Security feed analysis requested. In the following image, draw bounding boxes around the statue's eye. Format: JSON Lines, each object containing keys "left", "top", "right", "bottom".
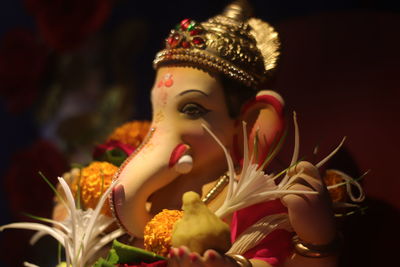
{"left": 180, "top": 103, "right": 210, "bottom": 119}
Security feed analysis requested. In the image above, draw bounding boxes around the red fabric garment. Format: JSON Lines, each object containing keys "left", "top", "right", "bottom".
{"left": 230, "top": 199, "right": 294, "bottom": 266}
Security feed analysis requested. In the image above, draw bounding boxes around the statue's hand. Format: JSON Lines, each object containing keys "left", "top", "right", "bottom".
{"left": 281, "top": 161, "right": 336, "bottom": 245}
{"left": 168, "top": 246, "right": 238, "bottom": 267}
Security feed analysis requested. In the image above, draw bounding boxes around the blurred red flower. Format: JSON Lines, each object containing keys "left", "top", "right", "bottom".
{"left": 93, "top": 140, "right": 136, "bottom": 166}
{"left": 4, "top": 139, "right": 68, "bottom": 221}
{"left": 1, "top": 140, "right": 68, "bottom": 267}
{"left": 25, "top": 0, "right": 114, "bottom": 51}
{"left": 0, "top": 29, "right": 48, "bottom": 114}
{"left": 93, "top": 140, "right": 136, "bottom": 158}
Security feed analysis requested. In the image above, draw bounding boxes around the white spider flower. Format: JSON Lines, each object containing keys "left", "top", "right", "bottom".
{"left": 202, "top": 113, "right": 348, "bottom": 219}
{"left": 203, "top": 113, "right": 359, "bottom": 255}
{"left": 0, "top": 177, "right": 124, "bottom": 267}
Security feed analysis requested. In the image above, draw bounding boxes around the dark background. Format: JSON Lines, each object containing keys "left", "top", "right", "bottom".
{"left": 0, "top": 0, "right": 399, "bottom": 266}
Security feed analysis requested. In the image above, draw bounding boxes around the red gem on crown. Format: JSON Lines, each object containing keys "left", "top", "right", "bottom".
{"left": 192, "top": 37, "right": 204, "bottom": 45}
{"left": 167, "top": 33, "right": 181, "bottom": 48}
{"left": 180, "top": 19, "right": 191, "bottom": 30}
{"left": 182, "top": 41, "right": 191, "bottom": 48}
{"left": 165, "top": 19, "right": 206, "bottom": 49}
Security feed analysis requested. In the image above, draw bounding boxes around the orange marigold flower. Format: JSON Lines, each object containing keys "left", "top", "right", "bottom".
{"left": 324, "top": 169, "right": 347, "bottom": 202}
{"left": 107, "top": 121, "right": 151, "bottom": 147}
{"left": 78, "top": 161, "right": 118, "bottom": 217}
{"left": 144, "top": 209, "right": 183, "bottom": 256}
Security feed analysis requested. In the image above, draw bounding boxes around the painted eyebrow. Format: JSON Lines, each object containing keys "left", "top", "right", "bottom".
{"left": 177, "top": 89, "right": 209, "bottom": 97}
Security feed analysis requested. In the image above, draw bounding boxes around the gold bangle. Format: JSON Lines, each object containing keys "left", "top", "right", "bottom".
{"left": 293, "top": 235, "right": 341, "bottom": 258}
{"left": 225, "top": 254, "right": 252, "bottom": 267}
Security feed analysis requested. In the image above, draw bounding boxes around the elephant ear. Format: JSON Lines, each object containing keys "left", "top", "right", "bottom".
{"left": 233, "top": 90, "right": 285, "bottom": 169}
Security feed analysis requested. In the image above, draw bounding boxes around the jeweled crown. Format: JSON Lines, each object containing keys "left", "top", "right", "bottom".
{"left": 153, "top": 0, "right": 280, "bottom": 89}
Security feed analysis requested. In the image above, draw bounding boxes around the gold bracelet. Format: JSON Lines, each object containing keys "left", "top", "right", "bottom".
{"left": 225, "top": 254, "right": 252, "bottom": 267}
{"left": 293, "top": 235, "right": 341, "bottom": 258}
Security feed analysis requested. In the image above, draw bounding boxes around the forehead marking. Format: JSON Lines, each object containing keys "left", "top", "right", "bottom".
{"left": 157, "top": 73, "right": 174, "bottom": 88}
{"left": 164, "top": 73, "right": 173, "bottom": 87}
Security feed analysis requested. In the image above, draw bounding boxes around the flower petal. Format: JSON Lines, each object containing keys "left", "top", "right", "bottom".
{"left": 1, "top": 222, "right": 66, "bottom": 245}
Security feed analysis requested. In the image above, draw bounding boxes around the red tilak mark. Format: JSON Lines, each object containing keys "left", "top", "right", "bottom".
{"left": 164, "top": 78, "right": 173, "bottom": 87}
{"left": 157, "top": 80, "right": 164, "bottom": 88}
{"left": 169, "top": 143, "right": 189, "bottom": 168}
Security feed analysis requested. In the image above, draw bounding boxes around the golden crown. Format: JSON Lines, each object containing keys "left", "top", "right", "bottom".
{"left": 153, "top": 0, "right": 280, "bottom": 89}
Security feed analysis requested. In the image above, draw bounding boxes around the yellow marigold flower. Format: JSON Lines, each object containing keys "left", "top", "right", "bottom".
{"left": 144, "top": 209, "right": 183, "bottom": 256}
{"left": 78, "top": 161, "right": 118, "bottom": 217}
{"left": 324, "top": 169, "right": 347, "bottom": 202}
{"left": 107, "top": 121, "right": 151, "bottom": 147}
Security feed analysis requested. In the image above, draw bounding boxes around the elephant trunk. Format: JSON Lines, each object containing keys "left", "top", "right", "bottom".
{"left": 111, "top": 128, "right": 192, "bottom": 237}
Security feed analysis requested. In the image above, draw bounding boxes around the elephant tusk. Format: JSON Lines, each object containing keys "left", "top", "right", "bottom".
{"left": 169, "top": 143, "right": 193, "bottom": 174}
{"left": 175, "top": 154, "right": 193, "bottom": 174}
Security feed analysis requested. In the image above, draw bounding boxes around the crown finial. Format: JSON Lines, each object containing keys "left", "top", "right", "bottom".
{"left": 222, "top": 0, "right": 253, "bottom": 21}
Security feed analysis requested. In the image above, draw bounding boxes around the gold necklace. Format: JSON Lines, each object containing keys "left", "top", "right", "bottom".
{"left": 201, "top": 172, "right": 229, "bottom": 204}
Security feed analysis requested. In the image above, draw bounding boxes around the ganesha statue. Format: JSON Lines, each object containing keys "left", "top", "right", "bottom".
{"left": 111, "top": 1, "right": 340, "bottom": 267}
{"left": 1, "top": 1, "right": 365, "bottom": 267}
